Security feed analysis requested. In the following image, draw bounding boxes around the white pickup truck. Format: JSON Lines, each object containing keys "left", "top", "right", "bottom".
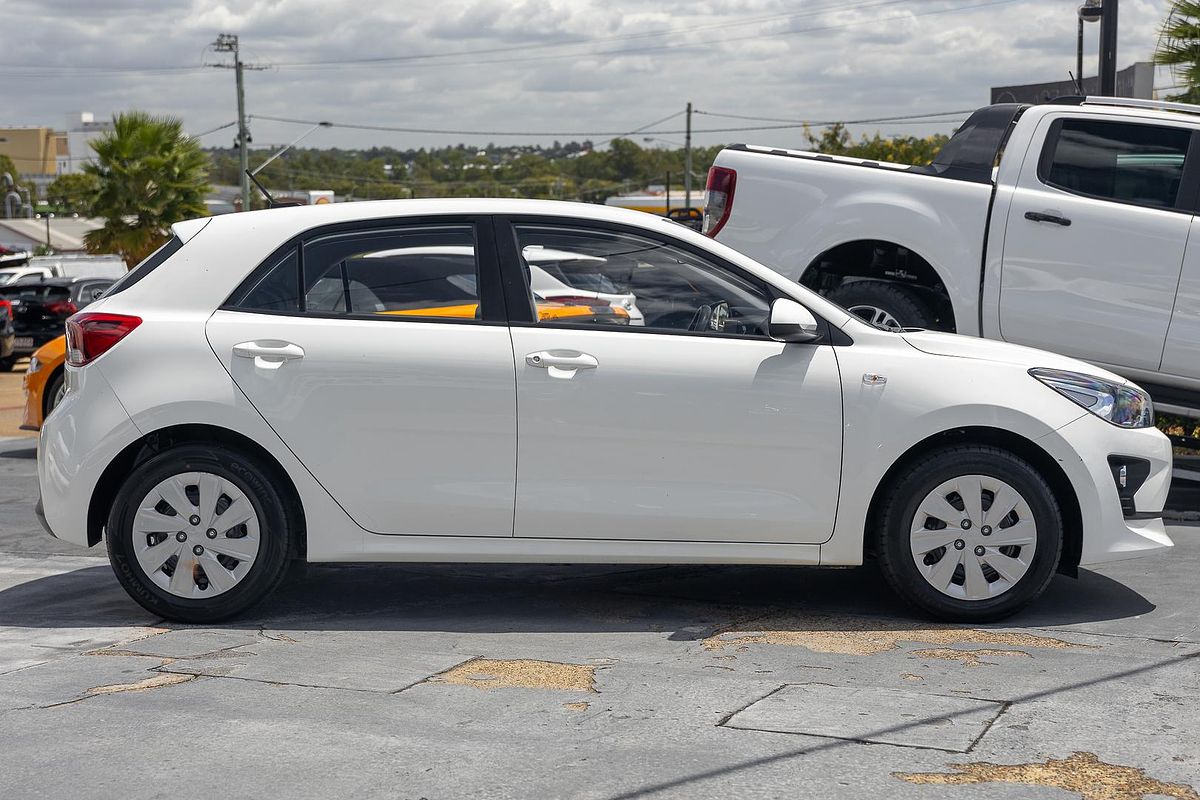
{"left": 704, "top": 96, "right": 1200, "bottom": 417}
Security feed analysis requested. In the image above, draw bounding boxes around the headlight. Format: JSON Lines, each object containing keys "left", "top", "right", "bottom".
{"left": 27, "top": 356, "right": 41, "bottom": 374}
{"left": 1029, "top": 368, "right": 1153, "bottom": 428}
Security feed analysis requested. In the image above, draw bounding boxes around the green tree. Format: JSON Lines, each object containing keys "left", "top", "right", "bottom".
{"left": 84, "top": 111, "right": 209, "bottom": 264}
{"left": 0, "top": 154, "right": 19, "bottom": 182}
{"left": 1155, "top": 1, "right": 1200, "bottom": 104}
{"left": 45, "top": 172, "right": 100, "bottom": 213}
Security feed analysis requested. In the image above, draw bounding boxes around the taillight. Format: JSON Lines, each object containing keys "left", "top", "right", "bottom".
{"left": 702, "top": 166, "right": 737, "bottom": 237}
{"left": 64, "top": 312, "right": 142, "bottom": 367}
{"left": 0, "top": 299, "right": 10, "bottom": 320}
{"left": 44, "top": 299, "right": 78, "bottom": 315}
{"left": 547, "top": 294, "right": 600, "bottom": 305}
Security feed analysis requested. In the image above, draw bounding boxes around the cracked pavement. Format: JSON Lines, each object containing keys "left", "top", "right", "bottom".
{"left": 0, "top": 437, "right": 1198, "bottom": 799}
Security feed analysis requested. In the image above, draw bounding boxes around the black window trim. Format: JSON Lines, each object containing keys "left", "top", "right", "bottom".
{"left": 1035, "top": 116, "right": 1200, "bottom": 215}
{"left": 221, "top": 214, "right": 508, "bottom": 326}
{"left": 493, "top": 214, "right": 840, "bottom": 344}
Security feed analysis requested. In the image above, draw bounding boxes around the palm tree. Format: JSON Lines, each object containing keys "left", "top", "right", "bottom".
{"left": 1156, "top": 1, "right": 1200, "bottom": 104}
{"left": 83, "top": 111, "right": 209, "bottom": 265}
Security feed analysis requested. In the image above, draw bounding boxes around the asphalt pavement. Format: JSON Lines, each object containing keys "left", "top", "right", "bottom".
{"left": 0, "top": 435, "right": 1197, "bottom": 799}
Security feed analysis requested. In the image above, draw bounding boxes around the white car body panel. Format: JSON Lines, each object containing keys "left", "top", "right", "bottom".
{"left": 713, "top": 103, "right": 1200, "bottom": 398}
{"left": 510, "top": 326, "right": 843, "bottom": 544}
{"left": 37, "top": 198, "right": 1172, "bottom": 577}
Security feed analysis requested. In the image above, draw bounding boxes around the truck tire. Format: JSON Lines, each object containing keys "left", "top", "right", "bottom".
{"left": 827, "top": 280, "right": 934, "bottom": 331}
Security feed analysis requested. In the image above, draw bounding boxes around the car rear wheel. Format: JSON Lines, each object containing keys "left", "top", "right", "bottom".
{"left": 106, "top": 443, "right": 296, "bottom": 623}
{"left": 0, "top": 356, "right": 14, "bottom": 372}
{"left": 44, "top": 370, "right": 65, "bottom": 417}
{"left": 876, "top": 445, "right": 1062, "bottom": 622}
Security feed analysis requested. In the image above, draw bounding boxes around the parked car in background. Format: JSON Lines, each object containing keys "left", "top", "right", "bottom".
{"left": 0, "top": 254, "right": 126, "bottom": 286}
{"left": 706, "top": 96, "right": 1200, "bottom": 420}
{"left": 21, "top": 335, "right": 66, "bottom": 429}
{"left": 0, "top": 276, "right": 114, "bottom": 358}
{"left": 36, "top": 200, "right": 1172, "bottom": 626}
{"left": 0, "top": 295, "right": 14, "bottom": 371}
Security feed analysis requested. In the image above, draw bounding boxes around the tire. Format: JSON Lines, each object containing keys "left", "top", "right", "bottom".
{"left": 875, "top": 445, "right": 1062, "bottom": 622}
{"left": 44, "top": 370, "right": 65, "bottom": 418}
{"left": 826, "top": 280, "right": 935, "bottom": 331}
{"left": 0, "top": 355, "right": 14, "bottom": 372}
{"left": 105, "top": 443, "right": 297, "bottom": 623}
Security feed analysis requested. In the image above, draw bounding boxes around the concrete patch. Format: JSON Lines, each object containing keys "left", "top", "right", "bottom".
{"left": 427, "top": 658, "right": 597, "bottom": 692}
{"left": 80, "top": 672, "right": 196, "bottom": 698}
{"left": 703, "top": 611, "right": 1090, "bottom": 658}
{"left": 910, "top": 648, "right": 1033, "bottom": 667}
{"left": 894, "top": 751, "right": 1200, "bottom": 799}
{"left": 723, "top": 683, "right": 1004, "bottom": 753}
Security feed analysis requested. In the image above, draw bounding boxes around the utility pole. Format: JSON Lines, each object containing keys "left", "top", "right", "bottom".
{"left": 210, "top": 34, "right": 267, "bottom": 211}
{"left": 1099, "top": 0, "right": 1118, "bottom": 96}
{"left": 684, "top": 102, "right": 693, "bottom": 211}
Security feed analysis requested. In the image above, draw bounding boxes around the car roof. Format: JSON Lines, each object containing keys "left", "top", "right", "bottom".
{"left": 6, "top": 275, "right": 113, "bottom": 287}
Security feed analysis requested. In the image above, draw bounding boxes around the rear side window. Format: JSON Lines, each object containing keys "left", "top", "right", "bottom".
{"left": 103, "top": 235, "right": 184, "bottom": 297}
{"left": 0, "top": 284, "right": 70, "bottom": 300}
{"left": 234, "top": 224, "right": 483, "bottom": 321}
{"left": 1040, "top": 119, "right": 1192, "bottom": 210}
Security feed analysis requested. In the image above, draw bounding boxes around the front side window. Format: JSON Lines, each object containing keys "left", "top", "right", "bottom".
{"left": 234, "top": 224, "right": 483, "bottom": 321}
{"left": 513, "top": 224, "right": 772, "bottom": 336}
{"left": 1041, "top": 119, "right": 1191, "bottom": 209}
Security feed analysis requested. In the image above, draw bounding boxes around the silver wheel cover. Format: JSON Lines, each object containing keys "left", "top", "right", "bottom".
{"left": 847, "top": 304, "right": 902, "bottom": 331}
{"left": 131, "top": 471, "right": 261, "bottom": 599}
{"left": 910, "top": 474, "right": 1038, "bottom": 601}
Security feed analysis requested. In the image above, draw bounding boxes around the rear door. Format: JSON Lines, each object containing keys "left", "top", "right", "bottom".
{"left": 205, "top": 217, "right": 519, "bottom": 537}
{"left": 998, "top": 115, "right": 1198, "bottom": 371}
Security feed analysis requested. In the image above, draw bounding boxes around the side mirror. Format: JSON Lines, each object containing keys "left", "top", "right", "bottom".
{"left": 769, "top": 298, "right": 821, "bottom": 343}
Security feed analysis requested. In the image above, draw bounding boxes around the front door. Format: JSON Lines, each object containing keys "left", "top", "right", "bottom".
{"left": 500, "top": 219, "right": 843, "bottom": 544}
{"left": 205, "top": 218, "right": 517, "bottom": 537}
{"left": 999, "top": 115, "right": 1195, "bottom": 372}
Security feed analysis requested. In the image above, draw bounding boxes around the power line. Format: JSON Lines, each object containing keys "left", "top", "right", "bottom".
{"left": 248, "top": 108, "right": 969, "bottom": 138}
{"left": 693, "top": 109, "right": 974, "bottom": 125}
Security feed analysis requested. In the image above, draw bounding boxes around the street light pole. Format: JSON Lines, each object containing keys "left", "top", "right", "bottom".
{"left": 1099, "top": 0, "right": 1119, "bottom": 96}
{"left": 684, "top": 102, "right": 693, "bottom": 212}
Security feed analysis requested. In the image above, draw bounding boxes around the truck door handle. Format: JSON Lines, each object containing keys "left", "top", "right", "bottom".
{"left": 233, "top": 340, "right": 305, "bottom": 370}
{"left": 1024, "top": 210, "right": 1072, "bottom": 226}
{"left": 526, "top": 350, "right": 598, "bottom": 378}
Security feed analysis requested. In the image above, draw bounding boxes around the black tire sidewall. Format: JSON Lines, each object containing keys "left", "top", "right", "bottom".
{"left": 878, "top": 447, "right": 1063, "bottom": 622}
{"left": 106, "top": 444, "right": 292, "bottom": 623}
{"left": 827, "top": 280, "right": 934, "bottom": 329}
{"left": 44, "top": 371, "right": 64, "bottom": 418}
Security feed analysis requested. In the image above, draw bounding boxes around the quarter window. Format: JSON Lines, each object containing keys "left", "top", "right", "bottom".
{"left": 1041, "top": 119, "right": 1191, "bottom": 209}
{"left": 512, "top": 224, "right": 773, "bottom": 337}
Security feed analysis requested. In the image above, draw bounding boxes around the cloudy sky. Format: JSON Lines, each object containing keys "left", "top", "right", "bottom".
{"left": 4, "top": 0, "right": 1179, "bottom": 153}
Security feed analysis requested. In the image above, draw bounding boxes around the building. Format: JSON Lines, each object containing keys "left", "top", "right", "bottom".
{"left": 0, "top": 127, "right": 58, "bottom": 178}
{"left": 990, "top": 62, "right": 1154, "bottom": 104}
{"left": 61, "top": 112, "right": 112, "bottom": 175}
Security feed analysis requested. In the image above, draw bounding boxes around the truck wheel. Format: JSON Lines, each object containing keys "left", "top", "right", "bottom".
{"left": 827, "top": 280, "right": 934, "bottom": 331}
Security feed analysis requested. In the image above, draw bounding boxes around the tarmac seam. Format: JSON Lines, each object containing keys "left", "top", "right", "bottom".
{"left": 152, "top": 665, "right": 399, "bottom": 695}
{"left": 965, "top": 700, "right": 1011, "bottom": 753}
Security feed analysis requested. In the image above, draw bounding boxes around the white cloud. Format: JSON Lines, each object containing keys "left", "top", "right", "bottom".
{"left": 2, "top": 0, "right": 1178, "bottom": 150}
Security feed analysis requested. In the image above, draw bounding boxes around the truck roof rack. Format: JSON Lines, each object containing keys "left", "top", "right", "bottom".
{"left": 1080, "top": 96, "right": 1200, "bottom": 117}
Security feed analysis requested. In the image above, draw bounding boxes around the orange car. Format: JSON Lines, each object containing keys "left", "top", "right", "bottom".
{"left": 21, "top": 334, "right": 66, "bottom": 431}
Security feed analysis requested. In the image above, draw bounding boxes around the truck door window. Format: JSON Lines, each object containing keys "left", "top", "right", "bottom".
{"left": 1040, "top": 119, "right": 1191, "bottom": 210}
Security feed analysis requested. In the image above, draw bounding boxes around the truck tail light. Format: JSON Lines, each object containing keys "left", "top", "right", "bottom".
{"left": 702, "top": 166, "right": 737, "bottom": 237}
{"left": 44, "top": 299, "right": 79, "bottom": 316}
{"left": 65, "top": 313, "right": 142, "bottom": 367}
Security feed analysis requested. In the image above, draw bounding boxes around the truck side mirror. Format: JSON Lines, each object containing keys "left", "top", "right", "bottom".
{"left": 769, "top": 298, "right": 821, "bottom": 343}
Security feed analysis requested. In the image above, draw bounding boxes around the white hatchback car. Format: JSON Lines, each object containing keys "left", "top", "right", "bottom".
{"left": 37, "top": 199, "right": 1173, "bottom": 623}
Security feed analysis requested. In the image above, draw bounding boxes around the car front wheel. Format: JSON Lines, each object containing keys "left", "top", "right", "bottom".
{"left": 876, "top": 445, "right": 1063, "bottom": 622}
{"left": 106, "top": 443, "right": 296, "bottom": 623}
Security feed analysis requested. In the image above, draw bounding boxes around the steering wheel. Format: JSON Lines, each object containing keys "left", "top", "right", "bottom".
{"left": 688, "top": 304, "right": 714, "bottom": 332}
{"left": 688, "top": 301, "right": 730, "bottom": 333}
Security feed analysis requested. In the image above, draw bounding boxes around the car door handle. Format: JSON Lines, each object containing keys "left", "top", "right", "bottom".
{"left": 233, "top": 340, "right": 304, "bottom": 370}
{"left": 526, "top": 350, "right": 598, "bottom": 378}
{"left": 1024, "top": 210, "right": 1072, "bottom": 226}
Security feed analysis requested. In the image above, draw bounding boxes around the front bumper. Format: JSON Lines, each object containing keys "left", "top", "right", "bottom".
{"left": 1040, "top": 412, "right": 1174, "bottom": 566}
